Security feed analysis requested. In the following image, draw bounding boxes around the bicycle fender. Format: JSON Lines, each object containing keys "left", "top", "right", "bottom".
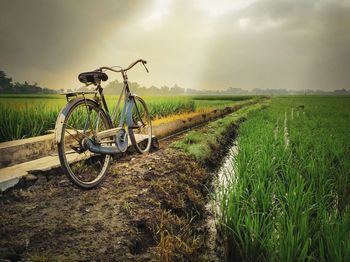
{"left": 54, "top": 97, "right": 99, "bottom": 144}
{"left": 126, "top": 97, "right": 134, "bottom": 127}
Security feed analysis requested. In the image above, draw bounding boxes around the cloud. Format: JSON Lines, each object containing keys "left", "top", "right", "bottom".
{"left": 0, "top": 0, "right": 146, "bottom": 86}
{"left": 196, "top": 0, "right": 350, "bottom": 90}
{"left": 0, "top": 0, "right": 349, "bottom": 90}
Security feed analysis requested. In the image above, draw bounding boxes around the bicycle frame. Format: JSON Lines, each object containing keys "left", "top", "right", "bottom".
{"left": 55, "top": 59, "right": 149, "bottom": 154}
{"left": 91, "top": 75, "right": 135, "bottom": 151}
{"left": 94, "top": 70, "right": 136, "bottom": 138}
{"left": 109, "top": 73, "right": 132, "bottom": 128}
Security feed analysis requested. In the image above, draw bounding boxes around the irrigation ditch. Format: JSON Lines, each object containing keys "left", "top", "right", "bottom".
{"left": 0, "top": 98, "right": 268, "bottom": 261}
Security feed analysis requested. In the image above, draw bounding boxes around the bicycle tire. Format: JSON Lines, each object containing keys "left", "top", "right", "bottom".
{"left": 128, "top": 95, "right": 152, "bottom": 153}
{"left": 57, "top": 98, "right": 113, "bottom": 188}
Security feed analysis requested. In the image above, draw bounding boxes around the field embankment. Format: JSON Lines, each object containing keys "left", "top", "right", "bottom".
{"left": 171, "top": 101, "right": 268, "bottom": 167}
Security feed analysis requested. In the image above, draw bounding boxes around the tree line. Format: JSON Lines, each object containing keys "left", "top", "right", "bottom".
{"left": 103, "top": 79, "right": 190, "bottom": 96}
{"left": 1, "top": 69, "right": 349, "bottom": 96}
{"left": 0, "top": 70, "right": 57, "bottom": 94}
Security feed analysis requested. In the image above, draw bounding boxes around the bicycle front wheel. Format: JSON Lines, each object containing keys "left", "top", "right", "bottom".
{"left": 57, "top": 98, "right": 113, "bottom": 188}
{"left": 128, "top": 95, "right": 152, "bottom": 153}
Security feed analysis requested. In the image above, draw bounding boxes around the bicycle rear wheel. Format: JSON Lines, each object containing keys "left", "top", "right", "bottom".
{"left": 128, "top": 95, "right": 152, "bottom": 153}
{"left": 57, "top": 98, "right": 113, "bottom": 188}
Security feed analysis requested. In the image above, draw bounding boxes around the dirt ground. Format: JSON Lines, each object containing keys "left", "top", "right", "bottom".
{"left": 0, "top": 136, "right": 224, "bottom": 261}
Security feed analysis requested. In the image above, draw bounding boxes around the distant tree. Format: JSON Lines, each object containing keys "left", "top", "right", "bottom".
{"left": 42, "top": 87, "right": 57, "bottom": 94}
{"left": 226, "top": 87, "right": 245, "bottom": 94}
{"left": 0, "top": 69, "right": 58, "bottom": 94}
{"left": 160, "top": 85, "right": 170, "bottom": 95}
{"left": 148, "top": 85, "right": 158, "bottom": 95}
{"left": 13, "top": 81, "right": 41, "bottom": 93}
{"left": 170, "top": 84, "right": 184, "bottom": 95}
{"left": 104, "top": 80, "right": 124, "bottom": 95}
{"left": 0, "top": 70, "right": 13, "bottom": 92}
{"left": 334, "top": 88, "right": 348, "bottom": 94}
{"left": 129, "top": 82, "right": 141, "bottom": 93}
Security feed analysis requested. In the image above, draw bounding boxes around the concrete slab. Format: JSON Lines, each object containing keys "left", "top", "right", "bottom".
{"left": 0, "top": 155, "right": 58, "bottom": 191}
{"left": 0, "top": 133, "right": 56, "bottom": 168}
{"left": 0, "top": 100, "right": 258, "bottom": 168}
{"left": 0, "top": 134, "right": 156, "bottom": 191}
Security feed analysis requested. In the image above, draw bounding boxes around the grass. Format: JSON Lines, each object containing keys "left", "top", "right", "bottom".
{"left": 218, "top": 96, "right": 350, "bottom": 261}
{"left": 0, "top": 94, "right": 253, "bottom": 142}
{"left": 171, "top": 100, "right": 268, "bottom": 166}
{"left": 156, "top": 210, "right": 200, "bottom": 262}
{"left": 0, "top": 103, "right": 59, "bottom": 142}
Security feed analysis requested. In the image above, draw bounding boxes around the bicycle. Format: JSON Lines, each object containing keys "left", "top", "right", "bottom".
{"left": 55, "top": 59, "right": 152, "bottom": 188}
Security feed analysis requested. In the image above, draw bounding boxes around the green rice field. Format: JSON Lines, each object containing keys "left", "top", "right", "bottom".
{"left": 1, "top": 93, "right": 349, "bottom": 260}
{"left": 219, "top": 96, "right": 350, "bottom": 261}
{"left": 0, "top": 94, "right": 252, "bottom": 142}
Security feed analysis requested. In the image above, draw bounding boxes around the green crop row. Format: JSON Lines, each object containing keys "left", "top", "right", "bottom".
{"left": 0, "top": 103, "right": 60, "bottom": 142}
{"left": 0, "top": 94, "right": 252, "bottom": 142}
{"left": 218, "top": 96, "right": 350, "bottom": 261}
{"left": 171, "top": 102, "right": 268, "bottom": 166}
{"left": 191, "top": 95, "right": 253, "bottom": 101}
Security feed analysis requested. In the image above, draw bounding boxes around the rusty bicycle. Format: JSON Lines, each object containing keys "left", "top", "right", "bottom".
{"left": 55, "top": 59, "right": 152, "bottom": 188}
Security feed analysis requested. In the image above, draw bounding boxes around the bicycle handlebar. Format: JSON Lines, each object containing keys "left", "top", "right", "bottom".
{"left": 98, "top": 59, "right": 149, "bottom": 74}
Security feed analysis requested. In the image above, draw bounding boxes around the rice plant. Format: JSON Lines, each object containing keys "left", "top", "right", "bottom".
{"left": 0, "top": 94, "right": 252, "bottom": 142}
{"left": 219, "top": 96, "right": 350, "bottom": 261}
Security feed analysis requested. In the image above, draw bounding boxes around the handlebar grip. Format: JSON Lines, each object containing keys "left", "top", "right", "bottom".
{"left": 142, "top": 60, "right": 149, "bottom": 73}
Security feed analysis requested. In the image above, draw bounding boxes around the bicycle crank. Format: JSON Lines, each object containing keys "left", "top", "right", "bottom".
{"left": 116, "top": 129, "right": 128, "bottom": 152}
{"left": 82, "top": 137, "right": 121, "bottom": 155}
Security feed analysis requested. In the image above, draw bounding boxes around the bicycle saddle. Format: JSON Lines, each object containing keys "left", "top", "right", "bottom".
{"left": 78, "top": 71, "right": 108, "bottom": 84}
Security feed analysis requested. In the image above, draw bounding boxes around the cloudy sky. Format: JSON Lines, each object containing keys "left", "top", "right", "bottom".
{"left": 1, "top": 0, "right": 349, "bottom": 91}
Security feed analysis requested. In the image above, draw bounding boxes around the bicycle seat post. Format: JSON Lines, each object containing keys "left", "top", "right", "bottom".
{"left": 122, "top": 71, "right": 131, "bottom": 96}
{"left": 122, "top": 71, "right": 128, "bottom": 84}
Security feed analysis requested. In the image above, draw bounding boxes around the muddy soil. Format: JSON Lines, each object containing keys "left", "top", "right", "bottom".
{"left": 0, "top": 137, "right": 224, "bottom": 261}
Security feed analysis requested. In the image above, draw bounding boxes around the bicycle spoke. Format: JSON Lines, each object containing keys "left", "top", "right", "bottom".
{"left": 83, "top": 103, "right": 94, "bottom": 134}
{"left": 58, "top": 99, "right": 112, "bottom": 187}
{"left": 95, "top": 111, "right": 101, "bottom": 133}
{"left": 66, "top": 149, "right": 80, "bottom": 155}
{"left": 65, "top": 124, "right": 90, "bottom": 139}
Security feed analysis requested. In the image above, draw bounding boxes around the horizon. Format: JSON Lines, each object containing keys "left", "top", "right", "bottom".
{"left": 1, "top": 0, "right": 350, "bottom": 91}
{"left": 2, "top": 67, "right": 349, "bottom": 95}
